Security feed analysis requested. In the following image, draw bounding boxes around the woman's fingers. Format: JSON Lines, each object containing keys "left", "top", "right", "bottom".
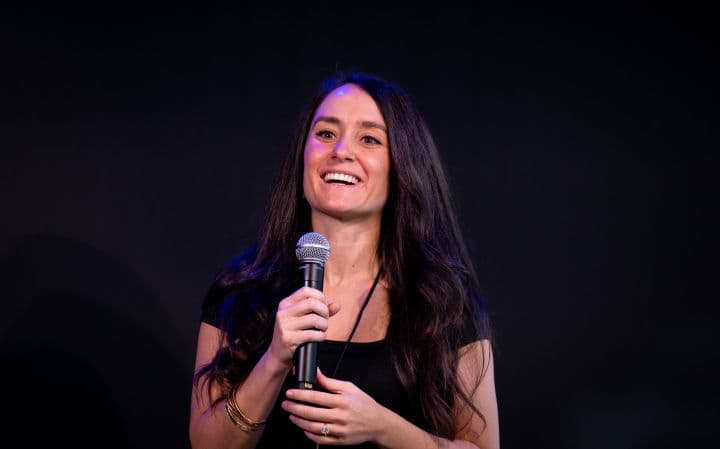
{"left": 269, "top": 287, "right": 334, "bottom": 367}
{"left": 286, "top": 297, "right": 330, "bottom": 319}
{"left": 284, "top": 375, "right": 382, "bottom": 446}
{"left": 294, "top": 329, "right": 327, "bottom": 343}
{"left": 289, "top": 415, "right": 344, "bottom": 441}
{"left": 316, "top": 368, "right": 353, "bottom": 393}
{"left": 283, "top": 286, "right": 325, "bottom": 305}
{"left": 278, "top": 301, "right": 330, "bottom": 334}
{"left": 291, "top": 313, "right": 329, "bottom": 332}
{"left": 281, "top": 398, "right": 338, "bottom": 423}
{"left": 285, "top": 388, "right": 342, "bottom": 408}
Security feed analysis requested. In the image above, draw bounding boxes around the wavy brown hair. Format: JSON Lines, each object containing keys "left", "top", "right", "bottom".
{"left": 195, "top": 72, "right": 493, "bottom": 438}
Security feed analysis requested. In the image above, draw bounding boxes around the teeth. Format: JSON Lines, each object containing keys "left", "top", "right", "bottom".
{"left": 323, "top": 172, "right": 359, "bottom": 184}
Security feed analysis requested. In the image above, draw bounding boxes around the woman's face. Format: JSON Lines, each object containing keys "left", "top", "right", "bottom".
{"left": 303, "top": 84, "right": 391, "bottom": 222}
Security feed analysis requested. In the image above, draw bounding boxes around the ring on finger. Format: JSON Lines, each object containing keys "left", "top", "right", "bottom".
{"left": 320, "top": 423, "right": 330, "bottom": 436}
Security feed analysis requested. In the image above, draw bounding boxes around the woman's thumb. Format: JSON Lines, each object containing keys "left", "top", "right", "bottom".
{"left": 328, "top": 301, "right": 341, "bottom": 317}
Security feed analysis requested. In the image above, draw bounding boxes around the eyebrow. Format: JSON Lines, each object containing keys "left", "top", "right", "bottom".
{"left": 313, "top": 115, "right": 387, "bottom": 133}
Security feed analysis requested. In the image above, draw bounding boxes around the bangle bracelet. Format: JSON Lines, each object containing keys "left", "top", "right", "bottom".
{"left": 225, "top": 385, "right": 266, "bottom": 431}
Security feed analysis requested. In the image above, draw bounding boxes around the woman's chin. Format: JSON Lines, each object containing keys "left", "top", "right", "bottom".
{"left": 311, "top": 205, "right": 379, "bottom": 223}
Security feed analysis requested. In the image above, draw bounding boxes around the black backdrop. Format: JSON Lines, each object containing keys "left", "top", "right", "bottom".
{"left": 1, "top": 4, "right": 716, "bottom": 449}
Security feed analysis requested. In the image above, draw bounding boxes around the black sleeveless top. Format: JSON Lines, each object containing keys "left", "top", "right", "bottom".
{"left": 199, "top": 249, "right": 489, "bottom": 448}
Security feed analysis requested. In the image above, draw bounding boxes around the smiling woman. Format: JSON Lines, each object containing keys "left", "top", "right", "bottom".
{"left": 189, "top": 72, "right": 499, "bottom": 449}
{"left": 303, "top": 84, "right": 391, "bottom": 224}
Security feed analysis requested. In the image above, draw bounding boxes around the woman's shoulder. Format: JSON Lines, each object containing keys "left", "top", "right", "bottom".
{"left": 199, "top": 243, "right": 261, "bottom": 327}
{"left": 456, "top": 292, "right": 493, "bottom": 347}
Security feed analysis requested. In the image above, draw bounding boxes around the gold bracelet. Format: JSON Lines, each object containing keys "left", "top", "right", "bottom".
{"left": 225, "top": 401, "right": 253, "bottom": 432}
{"left": 225, "top": 385, "right": 266, "bottom": 431}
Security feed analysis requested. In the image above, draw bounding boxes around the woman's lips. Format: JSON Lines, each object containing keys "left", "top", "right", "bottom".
{"left": 322, "top": 172, "right": 360, "bottom": 185}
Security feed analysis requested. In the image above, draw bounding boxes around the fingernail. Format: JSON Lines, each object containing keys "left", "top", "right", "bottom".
{"left": 286, "top": 390, "right": 295, "bottom": 398}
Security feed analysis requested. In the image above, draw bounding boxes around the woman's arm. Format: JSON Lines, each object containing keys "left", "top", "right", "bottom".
{"left": 453, "top": 339, "right": 499, "bottom": 449}
{"left": 189, "top": 286, "right": 341, "bottom": 449}
{"left": 376, "top": 339, "right": 499, "bottom": 449}
{"left": 188, "top": 322, "right": 290, "bottom": 449}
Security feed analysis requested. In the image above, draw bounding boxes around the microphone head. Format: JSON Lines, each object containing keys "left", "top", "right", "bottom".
{"left": 296, "top": 232, "right": 330, "bottom": 265}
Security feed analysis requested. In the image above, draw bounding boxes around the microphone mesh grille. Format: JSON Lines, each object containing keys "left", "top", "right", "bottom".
{"left": 296, "top": 232, "right": 330, "bottom": 264}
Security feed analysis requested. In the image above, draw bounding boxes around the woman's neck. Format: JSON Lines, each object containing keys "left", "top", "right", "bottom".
{"left": 310, "top": 213, "right": 381, "bottom": 287}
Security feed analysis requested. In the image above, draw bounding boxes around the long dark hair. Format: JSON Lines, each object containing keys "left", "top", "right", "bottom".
{"left": 195, "top": 72, "right": 493, "bottom": 438}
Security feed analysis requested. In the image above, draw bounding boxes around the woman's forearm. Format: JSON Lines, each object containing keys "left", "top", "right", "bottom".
{"left": 189, "top": 351, "right": 290, "bottom": 449}
{"left": 375, "top": 408, "right": 484, "bottom": 449}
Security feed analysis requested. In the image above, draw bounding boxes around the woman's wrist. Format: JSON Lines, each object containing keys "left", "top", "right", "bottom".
{"left": 260, "top": 349, "right": 292, "bottom": 377}
{"left": 373, "top": 403, "right": 399, "bottom": 448}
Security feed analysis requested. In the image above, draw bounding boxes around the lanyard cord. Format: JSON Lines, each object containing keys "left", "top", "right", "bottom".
{"left": 330, "top": 266, "right": 384, "bottom": 377}
{"left": 316, "top": 267, "right": 383, "bottom": 449}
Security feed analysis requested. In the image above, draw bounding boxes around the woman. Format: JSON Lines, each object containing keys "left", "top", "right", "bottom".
{"left": 189, "top": 72, "right": 499, "bottom": 449}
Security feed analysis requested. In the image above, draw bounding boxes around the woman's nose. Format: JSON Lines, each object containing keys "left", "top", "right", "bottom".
{"left": 332, "top": 137, "right": 355, "bottom": 160}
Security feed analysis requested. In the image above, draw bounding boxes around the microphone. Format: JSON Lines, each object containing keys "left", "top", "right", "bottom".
{"left": 294, "top": 232, "right": 330, "bottom": 390}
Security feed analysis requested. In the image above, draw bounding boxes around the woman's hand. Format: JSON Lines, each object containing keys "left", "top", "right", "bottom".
{"left": 266, "top": 287, "right": 340, "bottom": 370}
{"left": 282, "top": 368, "right": 387, "bottom": 446}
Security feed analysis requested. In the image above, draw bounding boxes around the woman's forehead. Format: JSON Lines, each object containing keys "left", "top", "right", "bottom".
{"left": 314, "top": 84, "right": 385, "bottom": 125}
{"left": 331, "top": 84, "right": 355, "bottom": 97}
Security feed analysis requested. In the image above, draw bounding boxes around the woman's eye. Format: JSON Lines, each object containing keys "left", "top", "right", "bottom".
{"left": 316, "top": 130, "right": 335, "bottom": 139}
{"left": 362, "top": 135, "right": 381, "bottom": 145}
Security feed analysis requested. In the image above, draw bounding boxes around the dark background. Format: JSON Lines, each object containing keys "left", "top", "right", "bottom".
{"left": 1, "top": 4, "right": 716, "bottom": 449}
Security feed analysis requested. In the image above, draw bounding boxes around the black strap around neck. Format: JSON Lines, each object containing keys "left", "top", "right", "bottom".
{"left": 330, "top": 267, "right": 384, "bottom": 377}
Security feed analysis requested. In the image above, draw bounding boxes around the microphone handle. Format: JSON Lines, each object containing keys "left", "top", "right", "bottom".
{"left": 296, "top": 262, "right": 324, "bottom": 389}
